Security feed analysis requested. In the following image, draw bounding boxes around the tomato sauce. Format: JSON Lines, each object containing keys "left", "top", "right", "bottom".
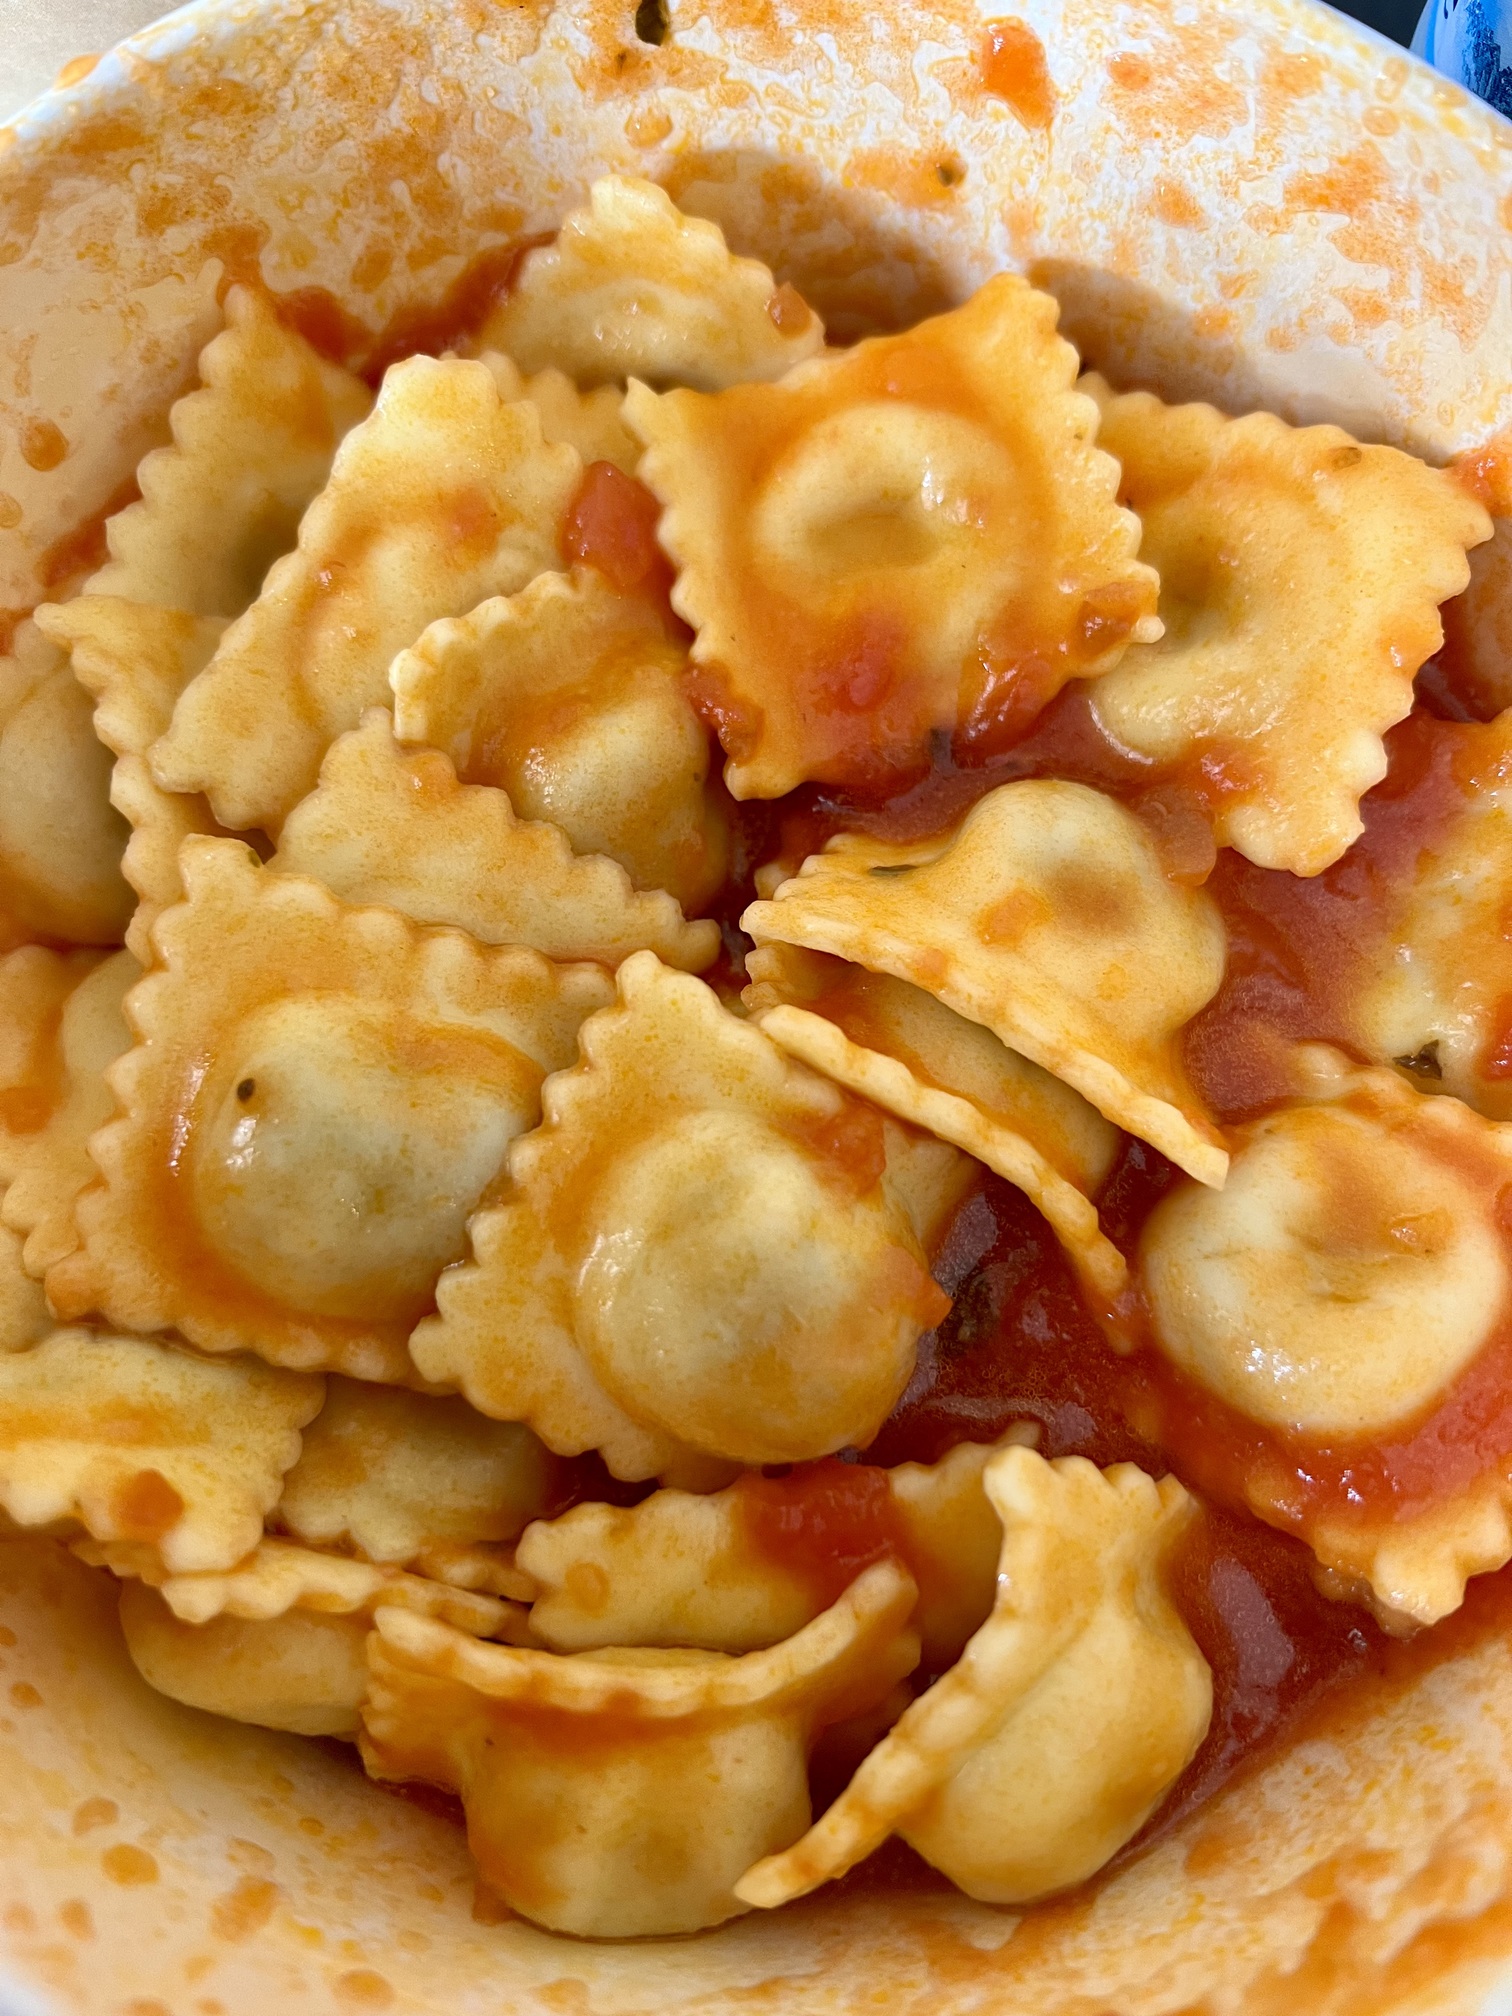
{"left": 562, "top": 461, "right": 675, "bottom": 603}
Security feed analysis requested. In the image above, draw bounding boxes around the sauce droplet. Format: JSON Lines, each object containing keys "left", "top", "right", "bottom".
{"left": 102, "top": 1843, "right": 159, "bottom": 1887}
{"left": 980, "top": 18, "right": 1057, "bottom": 130}
{"left": 20, "top": 419, "right": 68, "bottom": 473}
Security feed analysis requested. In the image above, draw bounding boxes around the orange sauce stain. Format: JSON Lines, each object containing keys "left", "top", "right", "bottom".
{"left": 209, "top": 1875, "right": 279, "bottom": 1943}
{"left": 111, "top": 1469, "right": 185, "bottom": 1543}
{"left": 1151, "top": 175, "right": 1205, "bottom": 228}
{"left": 0, "top": 494, "right": 22, "bottom": 530}
{"left": 1454, "top": 428, "right": 1512, "bottom": 518}
{"left": 19, "top": 420, "right": 67, "bottom": 473}
{"left": 71, "top": 1796, "right": 117, "bottom": 1835}
{"left": 8, "top": 1682, "right": 41, "bottom": 1708}
{"left": 35, "top": 474, "right": 141, "bottom": 596}
{"left": 792, "top": 1095, "right": 891, "bottom": 1201}
{"left": 624, "top": 104, "right": 674, "bottom": 149}
{"left": 561, "top": 461, "right": 672, "bottom": 599}
{"left": 765, "top": 282, "right": 813, "bottom": 336}
{"left": 58, "top": 1900, "right": 93, "bottom": 1940}
{"left": 733, "top": 1459, "right": 908, "bottom": 1611}
{"left": 53, "top": 53, "right": 100, "bottom": 90}
{"left": 101, "top": 1844, "right": 159, "bottom": 1887}
{"left": 979, "top": 19, "right": 1056, "bottom": 131}
{"left": 844, "top": 146, "right": 968, "bottom": 209}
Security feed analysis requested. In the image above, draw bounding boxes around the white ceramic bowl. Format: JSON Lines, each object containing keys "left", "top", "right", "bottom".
{"left": 1, "top": 2, "right": 1510, "bottom": 2009}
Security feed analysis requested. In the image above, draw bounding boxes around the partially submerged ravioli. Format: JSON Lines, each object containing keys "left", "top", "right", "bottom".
{"left": 0, "top": 621, "right": 132, "bottom": 950}
{"left": 1086, "top": 381, "right": 1491, "bottom": 876}
{"left": 744, "top": 780, "right": 1228, "bottom": 1183}
{"left": 48, "top": 839, "right": 611, "bottom": 1381}
{"left": 33, "top": 597, "right": 229, "bottom": 964}
{"left": 0, "top": 1330, "right": 320, "bottom": 1573}
{"left": 151, "top": 355, "right": 581, "bottom": 833}
{"left": 0, "top": 945, "right": 135, "bottom": 1277}
{"left": 411, "top": 951, "right": 951, "bottom": 1478}
{"left": 390, "top": 568, "right": 729, "bottom": 913}
{"left": 84, "top": 285, "right": 373, "bottom": 620}
{"left": 746, "top": 943, "right": 1125, "bottom": 1300}
{"left": 274, "top": 709, "right": 718, "bottom": 972}
{"left": 628, "top": 275, "right": 1159, "bottom": 798}
{"left": 360, "top": 1559, "right": 918, "bottom": 1937}
{"left": 474, "top": 175, "right": 825, "bottom": 392}
{"left": 277, "top": 1376, "right": 550, "bottom": 1580}
{"left": 1140, "top": 1051, "right": 1512, "bottom": 1628}
{"left": 737, "top": 1448, "right": 1210, "bottom": 1908}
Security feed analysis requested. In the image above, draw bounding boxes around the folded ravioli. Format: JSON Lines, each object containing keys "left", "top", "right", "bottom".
{"left": 737, "top": 1448, "right": 1210, "bottom": 1908}
{"left": 1140, "top": 1051, "right": 1512, "bottom": 1628}
{"left": 479, "top": 352, "right": 640, "bottom": 473}
{"left": 120, "top": 1581, "right": 372, "bottom": 1737}
{"left": 1085, "top": 381, "right": 1491, "bottom": 876}
{"left": 0, "top": 1330, "right": 320, "bottom": 1573}
{"left": 360, "top": 1557, "right": 918, "bottom": 1937}
{"left": 0, "top": 946, "right": 135, "bottom": 1277}
{"left": 1349, "top": 712, "right": 1512, "bottom": 1121}
{"left": 746, "top": 943, "right": 1125, "bottom": 1301}
{"left": 48, "top": 839, "right": 611, "bottom": 1382}
{"left": 83, "top": 285, "right": 373, "bottom": 620}
{"left": 744, "top": 779, "right": 1227, "bottom": 1184}
{"left": 35, "top": 597, "right": 232, "bottom": 965}
{"left": 273, "top": 709, "right": 718, "bottom": 972}
{"left": 628, "top": 276, "right": 1159, "bottom": 798}
{"left": 0, "top": 1226, "right": 49, "bottom": 1352}
{"left": 389, "top": 568, "right": 729, "bottom": 913}
{"left": 151, "top": 355, "right": 582, "bottom": 833}
{"left": 411, "top": 951, "right": 950, "bottom": 1477}
{"left": 277, "top": 1376, "right": 550, "bottom": 1584}
{"left": 520, "top": 1434, "right": 1021, "bottom": 1669}
{"left": 474, "top": 175, "right": 825, "bottom": 392}
{"left": 0, "top": 620, "right": 132, "bottom": 950}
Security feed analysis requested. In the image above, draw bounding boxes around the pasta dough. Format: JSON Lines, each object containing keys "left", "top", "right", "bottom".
{"left": 273, "top": 709, "right": 719, "bottom": 972}
{"left": 0, "top": 1329, "right": 320, "bottom": 1573}
{"left": 0, "top": 1225, "right": 49, "bottom": 1352}
{"left": 410, "top": 950, "right": 951, "bottom": 1477}
{"left": 151, "top": 355, "right": 581, "bottom": 833}
{"left": 737, "top": 1447, "right": 1210, "bottom": 1907}
{"left": 474, "top": 175, "right": 825, "bottom": 391}
{"left": 47, "top": 839, "right": 611, "bottom": 1380}
{"left": 744, "top": 779, "right": 1228, "bottom": 1184}
{"left": 390, "top": 568, "right": 729, "bottom": 913}
{"left": 360, "top": 1559, "right": 918, "bottom": 1937}
{"left": 628, "top": 275, "right": 1158, "bottom": 797}
{"left": 1086, "top": 381, "right": 1490, "bottom": 876}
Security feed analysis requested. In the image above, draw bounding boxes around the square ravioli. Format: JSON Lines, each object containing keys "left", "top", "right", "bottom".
{"left": 1085, "top": 381, "right": 1491, "bottom": 876}
{"left": 273, "top": 709, "right": 719, "bottom": 972}
{"left": 628, "top": 275, "right": 1159, "bottom": 798}
{"left": 745, "top": 942, "right": 1125, "bottom": 1301}
{"left": 0, "top": 1329, "right": 321, "bottom": 1573}
{"left": 0, "top": 945, "right": 135, "bottom": 1277}
{"left": 410, "top": 950, "right": 952, "bottom": 1478}
{"left": 1137, "top": 1050, "right": 1512, "bottom": 1628}
{"left": 744, "top": 779, "right": 1228, "bottom": 1184}
{"left": 0, "top": 620, "right": 132, "bottom": 950}
{"left": 738, "top": 1449, "right": 1210, "bottom": 1908}
{"left": 151, "top": 355, "right": 583, "bottom": 834}
{"left": 360, "top": 1559, "right": 917, "bottom": 1937}
{"left": 47, "top": 838, "right": 611, "bottom": 1381}
{"left": 84, "top": 285, "right": 373, "bottom": 621}
{"left": 35, "top": 597, "right": 231, "bottom": 965}
{"left": 474, "top": 175, "right": 825, "bottom": 392}
{"left": 389, "top": 567, "right": 729, "bottom": 914}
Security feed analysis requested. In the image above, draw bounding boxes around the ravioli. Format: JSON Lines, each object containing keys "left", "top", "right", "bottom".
{"left": 84, "top": 286, "right": 373, "bottom": 620}
{"left": 0, "top": 945, "right": 135, "bottom": 1277}
{"left": 277, "top": 1376, "right": 550, "bottom": 1584}
{"left": 479, "top": 352, "right": 640, "bottom": 472}
{"left": 0, "top": 1226, "right": 49, "bottom": 1352}
{"left": 389, "top": 568, "right": 729, "bottom": 913}
{"left": 519, "top": 1433, "right": 1022, "bottom": 1668}
{"left": 411, "top": 951, "right": 950, "bottom": 1478}
{"left": 0, "top": 1330, "right": 320, "bottom": 1573}
{"left": 737, "top": 1448, "right": 1211, "bottom": 1907}
{"left": 628, "top": 276, "right": 1159, "bottom": 798}
{"left": 1140, "top": 1051, "right": 1512, "bottom": 1628}
{"left": 273, "top": 709, "right": 718, "bottom": 972}
{"left": 151, "top": 355, "right": 581, "bottom": 833}
{"left": 33, "top": 597, "right": 229, "bottom": 964}
{"left": 0, "top": 621, "right": 132, "bottom": 950}
{"left": 1086, "top": 381, "right": 1491, "bottom": 876}
{"left": 119, "top": 1582, "right": 372, "bottom": 1737}
{"left": 360, "top": 1559, "right": 918, "bottom": 1937}
{"left": 746, "top": 943, "right": 1125, "bottom": 1300}
{"left": 474, "top": 175, "right": 825, "bottom": 392}
{"left": 744, "top": 779, "right": 1228, "bottom": 1183}
{"left": 47, "top": 839, "right": 611, "bottom": 1381}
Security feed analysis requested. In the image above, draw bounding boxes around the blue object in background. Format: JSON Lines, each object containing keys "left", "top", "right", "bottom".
{"left": 1412, "top": 0, "right": 1512, "bottom": 115}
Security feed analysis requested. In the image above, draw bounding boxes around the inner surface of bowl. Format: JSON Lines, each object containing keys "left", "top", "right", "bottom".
{"left": 1, "top": 1, "right": 1511, "bottom": 2010}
